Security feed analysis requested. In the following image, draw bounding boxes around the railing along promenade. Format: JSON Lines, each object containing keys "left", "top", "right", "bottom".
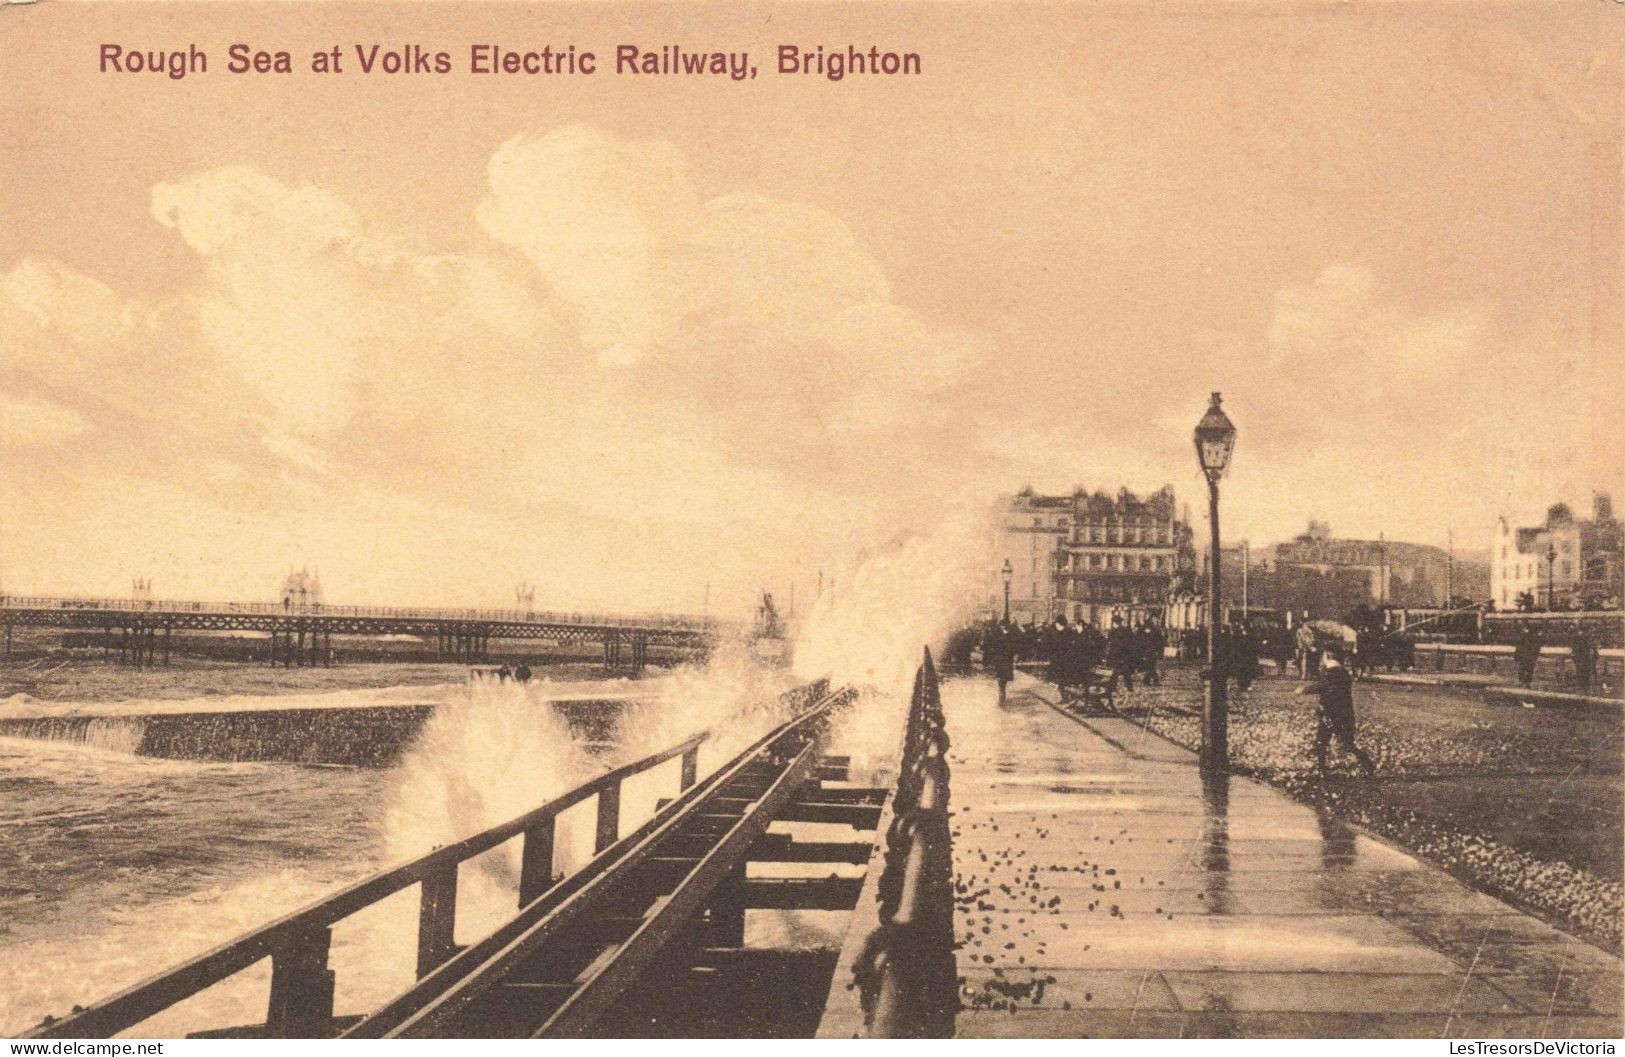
{"left": 822, "top": 647, "right": 957, "bottom": 1038}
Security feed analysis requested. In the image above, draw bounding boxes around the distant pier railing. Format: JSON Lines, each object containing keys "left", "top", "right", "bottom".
{"left": 0, "top": 594, "right": 724, "bottom": 632}
{"left": 0, "top": 594, "right": 735, "bottom": 672}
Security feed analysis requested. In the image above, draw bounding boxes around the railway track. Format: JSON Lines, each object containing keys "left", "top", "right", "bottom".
{"left": 24, "top": 680, "right": 877, "bottom": 1040}
{"left": 347, "top": 690, "right": 862, "bottom": 1038}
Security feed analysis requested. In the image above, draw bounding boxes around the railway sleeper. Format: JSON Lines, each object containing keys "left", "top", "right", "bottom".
{"left": 747, "top": 832, "right": 874, "bottom": 865}
{"left": 741, "top": 876, "right": 864, "bottom": 911}
{"left": 775, "top": 802, "right": 883, "bottom": 829}
{"left": 793, "top": 780, "right": 887, "bottom": 805}
{"left": 675, "top": 812, "right": 752, "bottom": 837}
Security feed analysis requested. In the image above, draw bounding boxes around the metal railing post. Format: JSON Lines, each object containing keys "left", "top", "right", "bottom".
{"left": 595, "top": 780, "right": 622, "bottom": 853}
{"left": 518, "top": 816, "right": 557, "bottom": 907}
{"left": 416, "top": 864, "right": 459, "bottom": 978}
{"left": 265, "top": 927, "right": 335, "bottom": 1038}
{"left": 680, "top": 746, "right": 699, "bottom": 790}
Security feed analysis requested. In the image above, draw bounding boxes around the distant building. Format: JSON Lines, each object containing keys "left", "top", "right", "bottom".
{"left": 991, "top": 489, "right": 1072, "bottom": 623}
{"left": 279, "top": 568, "right": 323, "bottom": 609}
{"left": 1269, "top": 521, "right": 1475, "bottom": 611}
{"left": 992, "top": 486, "right": 1194, "bottom": 626}
{"left": 1492, "top": 494, "right": 1623, "bottom": 611}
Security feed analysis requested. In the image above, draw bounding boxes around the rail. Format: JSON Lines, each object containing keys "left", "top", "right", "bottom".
{"left": 349, "top": 683, "right": 850, "bottom": 1038}
{"left": 25, "top": 676, "right": 834, "bottom": 1039}
{"left": 852, "top": 647, "right": 957, "bottom": 1037}
{"left": 23, "top": 731, "right": 708, "bottom": 1038}
{"left": 0, "top": 593, "right": 726, "bottom": 632}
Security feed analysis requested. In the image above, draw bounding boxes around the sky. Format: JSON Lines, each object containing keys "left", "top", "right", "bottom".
{"left": 1, "top": 1, "right": 1621, "bottom": 615}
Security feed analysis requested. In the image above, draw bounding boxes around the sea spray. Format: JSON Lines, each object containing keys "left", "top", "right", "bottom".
{"left": 612, "top": 637, "right": 798, "bottom": 825}
{"left": 381, "top": 677, "right": 594, "bottom": 942}
{"left": 792, "top": 517, "right": 988, "bottom": 775}
{"left": 792, "top": 517, "right": 987, "bottom": 697}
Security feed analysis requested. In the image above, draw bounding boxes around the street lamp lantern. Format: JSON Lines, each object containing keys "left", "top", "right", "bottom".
{"left": 1193, "top": 392, "right": 1236, "bottom": 773}
{"left": 1193, "top": 392, "right": 1237, "bottom": 481}
{"left": 1001, "top": 559, "right": 1013, "bottom": 622}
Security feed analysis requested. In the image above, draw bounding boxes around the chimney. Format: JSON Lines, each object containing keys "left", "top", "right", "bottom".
{"left": 1595, "top": 492, "right": 1615, "bottom": 524}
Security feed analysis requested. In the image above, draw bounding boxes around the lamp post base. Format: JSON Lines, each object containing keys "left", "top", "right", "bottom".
{"left": 1201, "top": 673, "right": 1229, "bottom": 774}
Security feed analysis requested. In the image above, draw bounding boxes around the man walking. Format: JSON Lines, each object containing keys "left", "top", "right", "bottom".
{"left": 1513, "top": 627, "right": 1542, "bottom": 688}
{"left": 1570, "top": 628, "right": 1598, "bottom": 691}
{"left": 1298, "top": 647, "right": 1376, "bottom": 775}
{"left": 1106, "top": 617, "right": 1136, "bottom": 694}
{"left": 1137, "top": 623, "right": 1162, "bottom": 687}
{"left": 1294, "top": 620, "right": 1318, "bottom": 679}
{"left": 984, "top": 621, "right": 1016, "bottom": 703}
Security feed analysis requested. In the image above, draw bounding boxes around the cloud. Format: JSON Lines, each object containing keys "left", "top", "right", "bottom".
{"left": 1211, "top": 262, "right": 1601, "bottom": 547}
{"left": 0, "top": 128, "right": 998, "bottom": 608}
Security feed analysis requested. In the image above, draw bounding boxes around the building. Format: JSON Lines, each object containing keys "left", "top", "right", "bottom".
{"left": 279, "top": 568, "right": 323, "bottom": 609}
{"left": 1267, "top": 521, "right": 1478, "bottom": 613}
{"left": 992, "top": 486, "right": 1194, "bottom": 626}
{"left": 1492, "top": 494, "right": 1623, "bottom": 611}
{"left": 990, "top": 489, "right": 1072, "bottom": 623}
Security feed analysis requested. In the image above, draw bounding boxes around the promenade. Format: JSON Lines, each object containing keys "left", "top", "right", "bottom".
{"left": 944, "top": 675, "right": 1623, "bottom": 1038}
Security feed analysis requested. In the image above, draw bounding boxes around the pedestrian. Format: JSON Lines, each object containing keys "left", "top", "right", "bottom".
{"left": 1570, "top": 629, "right": 1598, "bottom": 691}
{"left": 1062, "top": 620, "right": 1091, "bottom": 702}
{"left": 1232, "top": 624, "right": 1259, "bottom": 692}
{"left": 1045, "top": 616, "right": 1071, "bottom": 693}
{"left": 1294, "top": 621, "right": 1318, "bottom": 679}
{"left": 1138, "top": 623, "right": 1162, "bottom": 687}
{"left": 1106, "top": 618, "right": 1136, "bottom": 694}
{"left": 1513, "top": 626, "right": 1541, "bottom": 688}
{"left": 984, "top": 621, "right": 1016, "bottom": 703}
{"left": 1298, "top": 647, "right": 1376, "bottom": 775}
{"left": 515, "top": 663, "right": 532, "bottom": 683}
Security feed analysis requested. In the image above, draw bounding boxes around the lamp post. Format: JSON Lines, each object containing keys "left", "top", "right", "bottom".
{"left": 1546, "top": 544, "right": 1558, "bottom": 611}
{"left": 1194, "top": 392, "right": 1237, "bottom": 773}
{"left": 1001, "top": 559, "right": 1013, "bottom": 622}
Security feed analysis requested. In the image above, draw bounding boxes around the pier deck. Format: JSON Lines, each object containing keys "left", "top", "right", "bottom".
{"left": 945, "top": 676, "right": 1623, "bottom": 1038}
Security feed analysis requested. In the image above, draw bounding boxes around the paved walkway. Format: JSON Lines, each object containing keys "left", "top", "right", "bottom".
{"left": 945, "top": 675, "right": 1624, "bottom": 1038}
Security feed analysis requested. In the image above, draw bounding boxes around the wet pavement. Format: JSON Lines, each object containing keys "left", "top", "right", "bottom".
{"left": 946, "top": 675, "right": 1624, "bottom": 1038}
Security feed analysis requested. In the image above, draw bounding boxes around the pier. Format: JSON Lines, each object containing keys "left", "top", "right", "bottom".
{"left": 0, "top": 594, "right": 724, "bottom": 673}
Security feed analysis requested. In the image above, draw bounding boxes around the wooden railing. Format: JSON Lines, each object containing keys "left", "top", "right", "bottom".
{"left": 24, "top": 733, "right": 706, "bottom": 1039}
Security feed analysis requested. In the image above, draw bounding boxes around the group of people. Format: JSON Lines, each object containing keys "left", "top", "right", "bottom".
{"left": 975, "top": 613, "right": 1379, "bottom": 775}
{"left": 979, "top": 617, "right": 1164, "bottom": 703}
{"left": 485, "top": 663, "right": 534, "bottom": 683}
{"left": 1512, "top": 626, "right": 1602, "bottom": 689}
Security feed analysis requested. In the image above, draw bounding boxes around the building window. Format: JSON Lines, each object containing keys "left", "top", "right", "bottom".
{"left": 1562, "top": 560, "right": 1572, "bottom": 576}
{"left": 1033, "top": 517, "right": 1042, "bottom": 527}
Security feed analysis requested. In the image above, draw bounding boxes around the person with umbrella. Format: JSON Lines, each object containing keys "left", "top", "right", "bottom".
{"left": 1297, "top": 646, "right": 1376, "bottom": 775}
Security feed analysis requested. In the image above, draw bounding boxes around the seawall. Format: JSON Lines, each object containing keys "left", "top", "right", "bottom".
{"left": 0, "top": 697, "right": 648, "bottom": 765}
